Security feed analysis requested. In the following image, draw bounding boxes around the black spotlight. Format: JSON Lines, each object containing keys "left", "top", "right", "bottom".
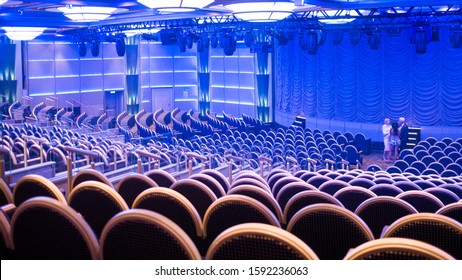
{"left": 368, "top": 34, "right": 380, "bottom": 50}
{"left": 211, "top": 34, "right": 218, "bottom": 48}
{"left": 244, "top": 31, "right": 254, "bottom": 47}
{"left": 332, "top": 30, "right": 343, "bottom": 45}
{"left": 222, "top": 33, "right": 236, "bottom": 56}
{"left": 431, "top": 27, "right": 439, "bottom": 42}
{"left": 115, "top": 38, "right": 126, "bottom": 57}
{"left": 187, "top": 36, "right": 194, "bottom": 49}
{"left": 79, "top": 42, "right": 87, "bottom": 57}
{"left": 91, "top": 40, "right": 99, "bottom": 57}
{"left": 179, "top": 37, "right": 187, "bottom": 52}
{"left": 318, "top": 30, "right": 327, "bottom": 45}
{"left": 276, "top": 32, "right": 291, "bottom": 46}
{"left": 197, "top": 38, "right": 204, "bottom": 52}
{"left": 350, "top": 31, "right": 361, "bottom": 45}
{"left": 450, "top": 31, "right": 462, "bottom": 48}
{"left": 300, "top": 31, "right": 318, "bottom": 55}
{"left": 414, "top": 29, "right": 428, "bottom": 54}
{"left": 411, "top": 26, "right": 431, "bottom": 54}
{"left": 202, "top": 36, "right": 210, "bottom": 49}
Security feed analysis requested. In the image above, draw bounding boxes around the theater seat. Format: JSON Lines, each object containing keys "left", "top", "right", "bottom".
{"left": 206, "top": 223, "right": 319, "bottom": 260}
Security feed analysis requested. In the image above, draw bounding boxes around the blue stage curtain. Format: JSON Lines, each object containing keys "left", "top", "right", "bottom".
{"left": 275, "top": 27, "right": 462, "bottom": 127}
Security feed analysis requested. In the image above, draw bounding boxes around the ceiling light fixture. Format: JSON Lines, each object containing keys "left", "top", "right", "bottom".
{"left": 137, "top": 0, "right": 214, "bottom": 13}
{"left": 58, "top": 6, "right": 117, "bottom": 22}
{"left": 2, "top": 27, "right": 46, "bottom": 41}
{"left": 319, "top": 18, "right": 356, "bottom": 25}
{"left": 225, "top": 1, "right": 295, "bottom": 22}
{"left": 123, "top": 28, "right": 162, "bottom": 37}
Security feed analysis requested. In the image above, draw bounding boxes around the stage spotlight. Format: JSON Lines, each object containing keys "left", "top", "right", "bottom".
{"left": 202, "top": 35, "right": 210, "bottom": 49}
{"left": 197, "top": 38, "right": 204, "bottom": 52}
{"left": 332, "top": 30, "right": 343, "bottom": 45}
{"left": 410, "top": 26, "right": 431, "bottom": 54}
{"left": 79, "top": 41, "right": 87, "bottom": 57}
{"left": 211, "top": 34, "right": 218, "bottom": 48}
{"left": 275, "top": 32, "right": 291, "bottom": 46}
{"left": 244, "top": 31, "right": 254, "bottom": 47}
{"left": 115, "top": 37, "right": 126, "bottom": 57}
{"left": 222, "top": 33, "right": 236, "bottom": 56}
{"left": 187, "top": 36, "right": 194, "bottom": 49}
{"left": 431, "top": 27, "right": 439, "bottom": 42}
{"left": 318, "top": 30, "right": 327, "bottom": 45}
{"left": 450, "top": 27, "right": 462, "bottom": 48}
{"left": 414, "top": 29, "right": 428, "bottom": 54}
{"left": 451, "top": 33, "right": 462, "bottom": 48}
{"left": 350, "top": 31, "right": 361, "bottom": 45}
{"left": 300, "top": 31, "right": 318, "bottom": 55}
{"left": 178, "top": 37, "right": 187, "bottom": 52}
{"left": 368, "top": 34, "right": 380, "bottom": 50}
{"left": 91, "top": 39, "right": 99, "bottom": 57}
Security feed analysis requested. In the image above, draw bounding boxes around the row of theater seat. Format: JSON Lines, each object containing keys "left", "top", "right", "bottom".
{"left": 386, "top": 136, "right": 462, "bottom": 177}
{"left": 1, "top": 167, "right": 461, "bottom": 260}
{"left": 1, "top": 122, "right": 132, "bottom": 173}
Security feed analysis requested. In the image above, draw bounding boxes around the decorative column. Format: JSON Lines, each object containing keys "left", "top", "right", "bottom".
{"left": 197, "top": 41, "right": 210, "bottom": 116}
{"left": 125, "top": 37, "right": 140, "bottom": 114}
{"left": 256, "top": 51, "right": 270, "bottom": 122}
{"left": 0, "top": 37, "right": 17, "bottom": 106}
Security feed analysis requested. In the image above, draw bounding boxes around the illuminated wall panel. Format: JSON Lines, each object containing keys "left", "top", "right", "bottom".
{"left": 27, "top": 42, "right": 127, "bottom": 112}
{"left": 140, "top": 41, "right": 198, "bottom": 112}
{"left": 210, "top": 44, "right": 256, "bottom": 118}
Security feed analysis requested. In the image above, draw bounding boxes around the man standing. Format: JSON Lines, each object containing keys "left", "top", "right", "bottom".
{"left": 398, "top": 117, "right": 409, "bottom": 151}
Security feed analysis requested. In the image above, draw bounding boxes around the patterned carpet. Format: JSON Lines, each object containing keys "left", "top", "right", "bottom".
{"left": 361, "top": 148, "right": 396, "bottom": 171}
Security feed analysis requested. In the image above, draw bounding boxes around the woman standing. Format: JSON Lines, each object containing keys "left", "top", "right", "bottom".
{"left": 382, "top": 118, "right": 392, "bottom": 161}
{"left": 389, "top": 121, "right": 401, "bottom": 161}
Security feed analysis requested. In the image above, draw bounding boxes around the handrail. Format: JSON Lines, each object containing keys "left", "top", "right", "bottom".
{"left": 258, "top": 155, "right": 272, "bottom": 163}
{"left": 64, "top": 146, "right": 99, "bottom": 158}
{"left": 135, "top": 149, "right": 162, "bottom": 160}
{"left": 185, "top": 152, "right": 207, "bottom": 162}
{"left": 0, "top": 146, "right": 10, "bottom": 179}
{"left": 135, "top": 149, "right": 162, "bottom": 173}
{"left": 324, "top": 158, "right": 335, "bottom": 171}
{"left": 22, "top": 134, "right": 49, "bottom": 166}
{"left": 71, "top": 138, "right": 92, "bottom": 146}
{"left": 64, "top": 146, "right": 100, "bottom": 198}
{"left": 22, "top": 134, "right": 48, "bottom": 144}
{"left": 258, "top": 154, "right": 272, "bottom": 176}
{"left": 307, "top": 158, "right": 318, "bottom": 172}
{"left": 226, "top": 154, "right": 243, "bottom": 162}
{"left": 185, "top": 151, "right": 208, "bottom": 176}
{"left": 286, "top": 156, "right": 298, "bottom": 174}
